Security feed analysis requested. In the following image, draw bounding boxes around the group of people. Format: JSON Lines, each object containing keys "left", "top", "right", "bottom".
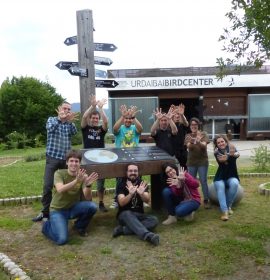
{"left": 32, "top": 96, "right": 241, "bottom": 246}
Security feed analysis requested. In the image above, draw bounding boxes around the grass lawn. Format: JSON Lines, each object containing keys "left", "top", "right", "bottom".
{"left": 0, "top": 147, "right": 270, "bottom": 279}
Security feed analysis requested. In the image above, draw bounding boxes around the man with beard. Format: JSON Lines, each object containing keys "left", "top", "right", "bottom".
{"left": 112, "top": 164, "right": 159, "bottom": 246}
{"left": 81, "top": 95, "right": 108, "bottom": 212}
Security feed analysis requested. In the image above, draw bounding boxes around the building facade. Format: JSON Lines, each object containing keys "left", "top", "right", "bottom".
{"left": 107, "top": 66, "right": 270, "bottom": 140}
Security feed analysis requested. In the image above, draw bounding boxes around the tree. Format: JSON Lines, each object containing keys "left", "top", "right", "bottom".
{"left": 217, "top": 0, "right": 270, "bottom": 78}
{"left": 0, "top": 76, "right": 64, "bottom": 140}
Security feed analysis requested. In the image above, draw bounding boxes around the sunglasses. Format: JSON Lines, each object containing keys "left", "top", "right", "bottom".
{"left": 125, "top": 117, "right": 135, "bottom": 120}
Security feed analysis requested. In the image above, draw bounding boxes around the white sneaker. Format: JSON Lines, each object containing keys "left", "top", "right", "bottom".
{"left": 228, "top": 207, "right": 234, "bottom": 215}
{"left": 109, "top": 201, "right": 118, "bottom": 209}
{"left": 162, "top": 215, "right": 177, "bottom": 225}
{"left": 184, "top": 211, "right": 195, "bottom": 222}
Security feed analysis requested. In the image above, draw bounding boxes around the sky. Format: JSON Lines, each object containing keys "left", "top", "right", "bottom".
{"left": 0, "top": 0, "right": 233, "bottom": 104}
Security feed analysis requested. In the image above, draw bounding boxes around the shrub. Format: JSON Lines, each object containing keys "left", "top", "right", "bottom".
{"left": 250, "top": 144, "right": 270, "bottom": 171}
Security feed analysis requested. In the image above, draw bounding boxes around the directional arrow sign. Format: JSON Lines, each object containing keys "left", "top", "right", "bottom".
{"left": 94, "top": 56, "right": 113, "bottom": 66}
{"left": 56, "top": 61, "right": 78, "bottom": 70}
{"left": 95, "top": 80, "right": 119, "bottom": 88}
{"left": 64, "top": 36, "right": 77, "bottom": 46}
{"left": 68, "top": 66, "right": 88, "bottom": 77}
{"left": 95, "top": 69, "right": 107, "bottom": 79}
{"left": 64, "top": 36, "right": 117, "bottom": 52}
{"left": 94, "top": 43, "right": 117, "bottom": 52}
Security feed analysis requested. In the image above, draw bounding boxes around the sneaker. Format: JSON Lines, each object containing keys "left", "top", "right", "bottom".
{"left": 184, "top": 211, "right": 195, "bottom": 222}
{"left": 109, "top": 201, "right": 118, "bottom": 209}
{"left": 220, "top": 211, "right": 229, "bottom": 221}
{"left": 112, "top": 225, "right": 124, "bottom": 238}
{"left": 145, "top": 233, "right": 160, "bottom": 246}
{"left": 73, "top": 226, "right": 88, "bottom": 237}
{"left": 204, "top": 200, "right": 211, "bottom": 209}
{"left": 32, "top": 212, "right": 49, "bottom": 222}
{"left": 162, "top": 215, "right": 177, "bottom": 225}
{"left": 99, "top": 202, "right": 108, "bottom": 212}
{"left": 228, "top": 207, "right": 234, "bottom": 215}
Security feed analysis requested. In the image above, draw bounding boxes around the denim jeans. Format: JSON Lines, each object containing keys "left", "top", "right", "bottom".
{"left": 42, "top": 201, "right": 97, "bottom": 245}
{"left": 214, "top": 177, "right": 239, "bottom": 212}
{"left": 188, "top": 165, "right": 209, "bottom": 201}
{"left": 118, "top": 210, "right": 158, "bottom": 239}
{"left": 162, "top": 188, "right": 200, "bottom": 217}
{"left": 41, "top": 155, "right": 66, "bottom": 214}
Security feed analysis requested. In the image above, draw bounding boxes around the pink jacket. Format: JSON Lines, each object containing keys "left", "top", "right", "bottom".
{"left": 169, "top": 172, "right": 201, "bottom": 204}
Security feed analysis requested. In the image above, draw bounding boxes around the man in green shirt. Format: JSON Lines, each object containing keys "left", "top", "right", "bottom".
{"left": 42, "top": 150, "right": 98, "bottom": 245}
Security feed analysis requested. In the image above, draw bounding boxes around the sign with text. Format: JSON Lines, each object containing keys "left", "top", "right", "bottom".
{"left": 68, "top": 66, "right": 88, "bottom": 77}
{"left": 64, "top": 36, "right": 117, "bottom": 52}
{"left": 95, "top": 79, "right": 119, "bottom": 88}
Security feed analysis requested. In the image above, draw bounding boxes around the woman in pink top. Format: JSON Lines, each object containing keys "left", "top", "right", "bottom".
{"left": 162, "top": 163, "right": 201, "bottom": 225}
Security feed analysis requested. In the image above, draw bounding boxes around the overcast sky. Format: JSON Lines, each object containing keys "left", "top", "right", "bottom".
{"left": 0, "top": 0, "right": 232, "bottom": 103}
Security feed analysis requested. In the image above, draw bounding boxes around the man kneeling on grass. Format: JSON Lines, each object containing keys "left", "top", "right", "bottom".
{"left": 42, "top": 149, "right": 98, "bottom": 245}
{"left": 112, "top": 163, "right": 160, "bottom": 246}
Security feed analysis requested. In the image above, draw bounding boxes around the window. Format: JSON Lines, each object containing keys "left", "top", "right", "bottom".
{"left": 248, "top": 94, "right": 270, "bottom": 132}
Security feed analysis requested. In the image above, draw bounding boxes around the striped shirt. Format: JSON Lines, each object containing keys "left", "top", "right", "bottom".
{"left": 46, "top": 117, "right": 77, "bottom": 160}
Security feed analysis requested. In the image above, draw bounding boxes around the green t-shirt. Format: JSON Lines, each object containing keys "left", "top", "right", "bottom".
{"left": 50, "top": 169, "right": 83, "bottom": 211}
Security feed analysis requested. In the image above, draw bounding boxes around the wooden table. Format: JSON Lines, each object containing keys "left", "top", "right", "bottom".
{"left": 80, "top": 146, "right": 175, "bottom": 210}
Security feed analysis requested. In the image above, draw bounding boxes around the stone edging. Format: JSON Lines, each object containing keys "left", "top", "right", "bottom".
{"left": 258, "top": 182, "right": 270, "bottom": 196}
{"left": 0, "top": 188, "right": 116, "bottom": 206}
{"left": 0, "top": 253, "right": 31, "bottom": 279}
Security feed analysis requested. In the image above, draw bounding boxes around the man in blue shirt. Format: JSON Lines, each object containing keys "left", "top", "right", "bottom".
{"left": 32, "top": 101, "right": 78, "bottom": 222}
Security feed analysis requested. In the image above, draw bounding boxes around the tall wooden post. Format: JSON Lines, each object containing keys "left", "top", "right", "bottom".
{"left": 76, "top": 10, "right": 95, "bottom": 114}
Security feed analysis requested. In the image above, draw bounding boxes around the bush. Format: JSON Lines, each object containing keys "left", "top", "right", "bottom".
{"left": 251, "top": 144, "right": 270, "bottom": 171}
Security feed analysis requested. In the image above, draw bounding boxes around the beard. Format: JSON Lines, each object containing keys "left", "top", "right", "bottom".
{"left": 128, "top": 175, "right": 139, "bottom": 184}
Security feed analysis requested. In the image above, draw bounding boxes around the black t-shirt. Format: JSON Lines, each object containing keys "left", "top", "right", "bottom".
{"left": 152, "top": 128, "right": 174, "bottom": 156}
{"left": 172, "top": 123, "right": 188, "bottom": 155}
{"left": 116, "top": 177, "right": 148, "bottom": 216}
{"left": 82, "top": 125, "right": 107, "bottom": 149}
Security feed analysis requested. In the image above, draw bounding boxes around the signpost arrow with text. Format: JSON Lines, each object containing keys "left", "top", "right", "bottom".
{"left": 68, "top": 66, "right": 88, "bottom": 77}
{"left": 95, "top": 80, "right": 119, "bottom": 88}
{"left": 64, "top": 36, "right": 117, "bottom": 52}
{"left": 94, "top": 43, "right": 117, "bottom": 52}
{"left": 94, "top": 56, "right": 113, "bottom": 66}
{"left": 56, "top": 61, "right": 78, "bottom": 70}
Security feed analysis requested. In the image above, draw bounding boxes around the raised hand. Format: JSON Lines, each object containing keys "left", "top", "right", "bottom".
{"left": 84, "top": 172, "right": 99, "bottom": 186}
{"left": 136, "top": 181, "right": 148, "bottom": 195}
{"left": 89, "top": 94, "right": 98, "bottom": 107}
{"left": 153, "top": 107, "right": 165, "bottom": 120}
{"left": 178, "top": 103, "right": 185, "bottom": 115}
{"left": 166, "top": 106, "right": 175, "bottom": 120}
{"left": 126, "top": 180, "right": 137, "bottom": 195}
{"left": 66, "top": 112, "right": 79, "bottom": 122}
{"left": 178, "top": 166, "right": 185, "bottom": 180}
{"left": 119, "top": 104, "right": 128, "bottom": 117}
{"left": 97, "top": 98, "right": 107, "bottom": 109}
{"left": 76, "top": 168, "right": 86, "bottom": 182}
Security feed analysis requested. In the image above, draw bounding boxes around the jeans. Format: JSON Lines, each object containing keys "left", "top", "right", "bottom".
{"left": 162, "top": 188, "right": 200, "bottom": 217}
{"left": 41, "top": 155, "right": 66, "bottom": 214}
{"left": 118, "top": 210, "right": 158, "bottom": 239}
{"left": 214, "top": 177, "right": 239, "bottom": 212}
{"left": 188, "top": 165, "right": 209, "bottom": 201}
{"left": 42, "top": 201, "right": 97, "bottom": 245}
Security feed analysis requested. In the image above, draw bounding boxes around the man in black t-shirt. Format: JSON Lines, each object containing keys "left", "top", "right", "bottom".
{"left": 150, "top": 107, "right": 178, "bottom": 156}
{"left": 112, "top": 164, "right": 159, "bottom": 246}
{"left": 81, "top": 95, "right": 108, "bottom": 212}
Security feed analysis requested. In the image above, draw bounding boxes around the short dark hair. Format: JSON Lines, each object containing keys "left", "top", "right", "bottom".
{"left": 126, "top": 163, "right": 139, "bottom": 173}
{"left": 66, "top": 150, "right": 82, "bottom": 161}
{"left": 162, "top": 162, "right": 179, "bottom": 177}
